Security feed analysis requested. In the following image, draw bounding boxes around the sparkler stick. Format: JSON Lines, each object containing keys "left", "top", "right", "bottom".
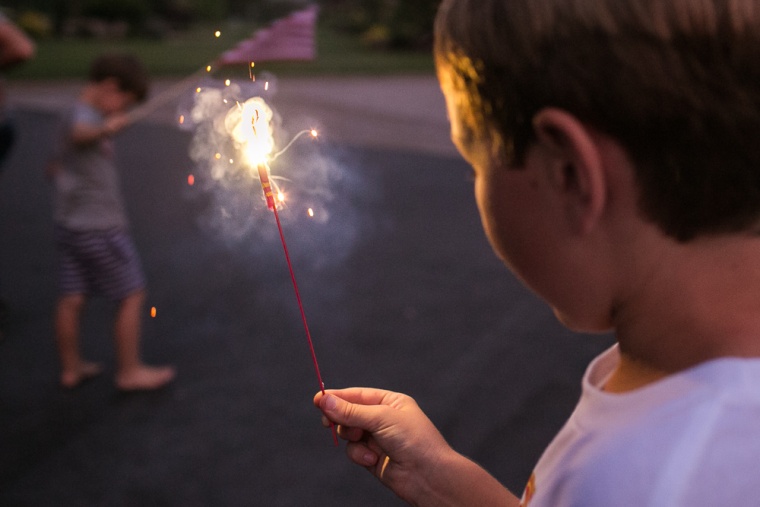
{"left": 256, "top": 163, "right": 339, "bottom": 446}
{"left": 124, "top": 66, "right": 210, "bottom": 125}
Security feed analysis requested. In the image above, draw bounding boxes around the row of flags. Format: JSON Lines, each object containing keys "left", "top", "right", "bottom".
{"left": 217, "top": 4, "right": 319, "bottom": 65}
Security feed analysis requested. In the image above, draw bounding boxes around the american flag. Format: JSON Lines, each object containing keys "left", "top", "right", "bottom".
{"left": 217, "top": 5, "right": 319, "bottom": 65}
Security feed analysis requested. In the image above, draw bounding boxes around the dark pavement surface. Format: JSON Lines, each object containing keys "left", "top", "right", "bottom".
{"left": 0, "top": 80, "right": 613, "bottom": 506}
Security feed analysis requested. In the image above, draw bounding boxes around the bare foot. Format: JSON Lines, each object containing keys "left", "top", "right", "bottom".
{"left": 60, "top": 361, "right": 103, "bottom": 389}
{"left": 116, "top": 365, "right": 175, "bottom": 392}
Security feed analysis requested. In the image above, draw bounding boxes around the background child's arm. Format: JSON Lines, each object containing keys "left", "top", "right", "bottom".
{"left": 70, "top": 113, "right": 131, "bottom": 146}
{"left": 0, "top": 18, "right": 35, "bottom": 69}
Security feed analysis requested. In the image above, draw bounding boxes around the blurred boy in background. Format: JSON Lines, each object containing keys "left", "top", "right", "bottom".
{"left": 49, "top": 53, "right": 174, "bottom": 391}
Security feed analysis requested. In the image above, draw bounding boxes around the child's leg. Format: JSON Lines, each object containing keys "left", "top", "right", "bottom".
{"left": 113, "top": 289, "right": 174, "bottom": 391}
{"left": 55, "top": 293, "right": 102, "bottom": 388}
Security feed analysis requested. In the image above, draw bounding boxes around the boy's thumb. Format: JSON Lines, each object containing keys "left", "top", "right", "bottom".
{"left": 320, "top": 393, "right": 344, "bottom": 419}
{"left": 320, "top": 393, "right": 377, "bottom": 431}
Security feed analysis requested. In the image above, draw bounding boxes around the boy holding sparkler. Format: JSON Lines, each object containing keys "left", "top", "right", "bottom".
{"left": 49, "top": 53, "right": 174, "bottom": 390}
{"left": 315, "top": 0, "right": 760, "bottom": 505}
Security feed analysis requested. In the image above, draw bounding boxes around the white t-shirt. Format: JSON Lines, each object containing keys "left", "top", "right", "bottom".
{"left": 522, "top": 345, "right": 760, "bottom": 507}
{"left": 53, "top": 102, "right": 128, "bottom": 231}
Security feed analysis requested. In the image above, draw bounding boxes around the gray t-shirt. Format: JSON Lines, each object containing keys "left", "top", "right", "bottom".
{"left": 52, "top": 103, "right": 128, "bottom": 231}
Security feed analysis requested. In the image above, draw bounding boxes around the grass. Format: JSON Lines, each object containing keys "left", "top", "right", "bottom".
{"left": 7, "top": 23, "right": 435, "bottom": 80}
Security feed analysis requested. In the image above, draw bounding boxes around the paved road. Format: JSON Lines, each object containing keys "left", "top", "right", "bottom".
{"left": 0, "top": 77, "right": 612, "bottom": 506}
{"left": 6, "top": 76, "right": 458, "bottom": 158}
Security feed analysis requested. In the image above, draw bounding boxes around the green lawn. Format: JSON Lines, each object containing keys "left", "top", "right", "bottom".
{"left": 7, "top": 24, "right": 435, "bottom": 80}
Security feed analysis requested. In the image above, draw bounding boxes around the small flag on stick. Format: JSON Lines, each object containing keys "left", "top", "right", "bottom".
{"left": 217, "top": 5, "right": 319, "bottom": 65}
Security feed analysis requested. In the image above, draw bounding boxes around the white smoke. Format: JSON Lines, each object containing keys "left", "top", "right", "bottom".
{"left": 179, "top": 74, "right": 373, "bottom": 270}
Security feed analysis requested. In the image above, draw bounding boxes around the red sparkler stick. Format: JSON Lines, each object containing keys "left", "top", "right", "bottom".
{"left": 257, "top": 164, "right": 338, "bottom": 446}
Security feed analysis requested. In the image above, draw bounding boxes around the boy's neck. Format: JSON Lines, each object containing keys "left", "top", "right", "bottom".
{"left": 607, "top": 232, "right": 760, "bottom": 392}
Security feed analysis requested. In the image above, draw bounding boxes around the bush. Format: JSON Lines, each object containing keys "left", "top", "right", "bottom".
{"left": 82, "top": 0, "right": 151, "bottom": 26}
{"left": 322, "top": 0, "right": 438, "bottom": 50}
{"left": 17, "top": 10, "right": 53, "bottom": 39}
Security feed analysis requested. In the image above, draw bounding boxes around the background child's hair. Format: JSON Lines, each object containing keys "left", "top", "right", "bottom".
{"left": 435, "top": 0, "right": 760, "bottom": 241}
{"left": 88, "top": 53, "right": 149, "bottom": 103}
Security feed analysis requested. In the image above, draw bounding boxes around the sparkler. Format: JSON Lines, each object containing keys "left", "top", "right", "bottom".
{"left": 232, "top": 96, "right": 338, "bottom": 446}
{"left": 127, "top": 21, "right": 333, "bottom": 444}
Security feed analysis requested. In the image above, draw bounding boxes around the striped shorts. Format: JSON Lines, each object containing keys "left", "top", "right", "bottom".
{"left": 55, "top": 226, "right": 146, "bottom": 300}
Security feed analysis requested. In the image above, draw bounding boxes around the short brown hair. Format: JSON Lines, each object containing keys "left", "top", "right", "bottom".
{"left": 435, "top": 0, "right": 760, "bottom": 241}
{"left": 89, "top": 53, "right": 149, "bottom": 103}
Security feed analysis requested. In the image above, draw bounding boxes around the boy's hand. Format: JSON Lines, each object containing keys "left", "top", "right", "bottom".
{"left": 103, "top": 113, "right": 131, "bottom": 136}
{"left": 316, "top": 388, "right": 520, "bottom": 506}
{"left": 314, "top": 388, "right": 452, "bottom": 503}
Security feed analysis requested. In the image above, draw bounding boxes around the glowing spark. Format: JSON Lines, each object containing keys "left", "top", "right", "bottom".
{"left": 224, "top": 97, "right": 275, "bottom": 167}
{"left": 150, "top": 307, "right": 157, "bottom": 318}
{"left": 308, "top": 208, "right": 314, "bottom": 217}
{"left": 206, "top": 65, "right": 212, "bottom": 72}
{"left": 196, "top": 87, "right": 202, "bottom": 93}
{"left": 188, "top": 174, "right": 195, "bottom": 186}
{"left": 225, "top": 79, "right": 231, "bottom": 87}
{"left": 178, "top": 115, "right": 185, "bottom": 125}
{"left": 277, "top": 191, "right": 285, "bottom": 203}
{"left": 310, "top": 129, "right": 318, "bottom": 138}
{"left": 229, "top": 159, "right": 234, "bottom": 164}
{"left": 214, "top": 153, "right": 222, "bottom": 160}
{"left": 265, "top": 81, "right": 269, "bottom": 91}
{"left": 214, "top": 30, "right": 221, "bottom": 38}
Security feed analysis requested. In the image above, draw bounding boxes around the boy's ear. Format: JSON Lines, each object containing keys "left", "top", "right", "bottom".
{"left": 531, "top": 107, "right": 606, "bottom": 235}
